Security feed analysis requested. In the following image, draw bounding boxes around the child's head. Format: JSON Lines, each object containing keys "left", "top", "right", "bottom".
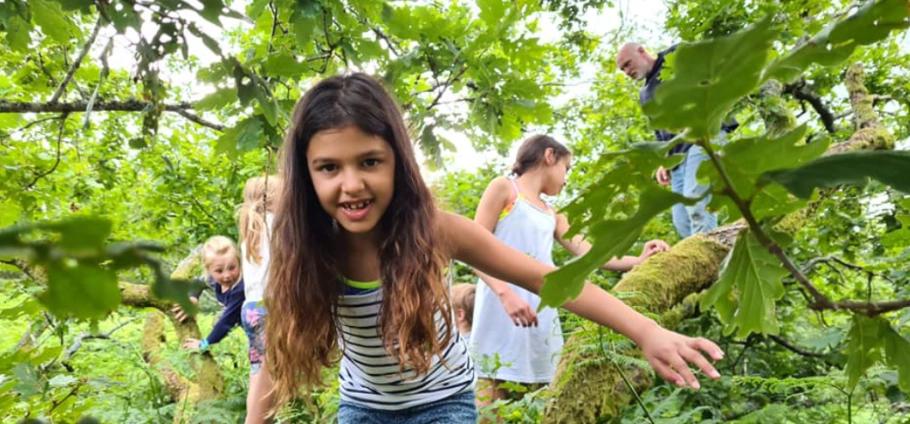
{"left": 201, "top": 235, "right": 241, "bottom": 286}
{"left": 451, "top": 283, "right": 476, "bottom": 334}
{"left": 267, "top": 73, "right": 452, "bottom": 403}
{"left": 237, "top": 175, "right": 283, "bottom": 264}
{"left": 511, "top": 134, "right": 572, "bottom": 196}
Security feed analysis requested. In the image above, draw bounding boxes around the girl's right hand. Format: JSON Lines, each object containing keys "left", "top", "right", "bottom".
{"left": 498, "top": 290, "right": 538, "bottom": 327}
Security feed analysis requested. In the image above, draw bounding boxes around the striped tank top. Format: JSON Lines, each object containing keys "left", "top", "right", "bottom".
{"left": 336, "top": 280, "right": 476, "bottom": 410}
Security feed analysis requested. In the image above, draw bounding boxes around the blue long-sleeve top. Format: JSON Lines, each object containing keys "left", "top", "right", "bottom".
{"left": 190, "top": 276, "right": 245, "bottom": 346}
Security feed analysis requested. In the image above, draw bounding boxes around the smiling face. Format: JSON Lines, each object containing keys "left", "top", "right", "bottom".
{"left": 206, "top": 254, "right": 240, "bottom": 286}
{"left": 306, "top": 125, "right": 396, "bottom": 236}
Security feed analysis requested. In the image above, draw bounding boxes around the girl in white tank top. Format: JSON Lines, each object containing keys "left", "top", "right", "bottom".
{"left": 471, "top": 135, "right": 671, "bottom": 407}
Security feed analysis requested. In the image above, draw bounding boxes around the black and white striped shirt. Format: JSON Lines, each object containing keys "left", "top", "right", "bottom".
{"left": 336, "top": 288, "right": 476, "bottom": 410}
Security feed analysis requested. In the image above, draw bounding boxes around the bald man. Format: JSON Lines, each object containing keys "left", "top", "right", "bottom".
{"left": 616, "top": 42, "right": 737, "bottom": 238}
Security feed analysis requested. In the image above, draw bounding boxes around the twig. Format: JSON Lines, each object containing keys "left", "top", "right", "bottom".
{"left": 24, "top": 114, "right": 68, "bottom": 190}
{"left": 173, "top": 109, "right": 225, "bottom": 131}
{"left": 62, "top": 318, "right": 136, "bottom": 361}
{"left": 267, "top": 1, "right": 279, "bottom": 54}
{"left": 427, "top": 65, "right": 469, "bottom": 111}
{"left": 50, "top": 17, "right": 104, "bottom": 104}
{"left": 47, "top": 385, "right": 81, "bottom": 414}
{"left": 784, "top": 79, "right": 836, "bottom": 134}
{"left": 768, "top": 335, "right": 826, "bottom": 358}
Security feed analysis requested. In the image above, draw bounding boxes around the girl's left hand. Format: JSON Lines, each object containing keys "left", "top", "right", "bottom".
{"left": 183, "top": 338, "right": 201, "bottom": 350}
{"left": 638, "top": 326, "right": 724, "bottom": 389}
{"left": 640, "top": 240, "right": 670, "bottom": 259}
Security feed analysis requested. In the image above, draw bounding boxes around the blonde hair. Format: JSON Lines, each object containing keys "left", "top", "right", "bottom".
{"left": 451, "top": 283, "right": 476, "bottom": 326}
{"left": 237, "top": 175, "right": 283, "bottom": 264}
{"left": 201, "top": 235, "right": 240, "bottom": 268}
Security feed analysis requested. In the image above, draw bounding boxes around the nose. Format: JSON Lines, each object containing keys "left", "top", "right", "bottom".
{"left": 340, "top": 168, "right": 366, "bottom": 195}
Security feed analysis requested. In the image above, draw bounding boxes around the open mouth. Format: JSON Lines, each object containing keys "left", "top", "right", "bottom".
{"left": 340, "top": 199, "right": 374, "bottom": 221}
{"left": 341, "top": 200, "right": 372, "bottom": 211}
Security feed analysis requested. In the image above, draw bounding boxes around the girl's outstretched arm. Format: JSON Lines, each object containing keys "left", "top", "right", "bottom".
{"left": 554, "top": 213, "right": 669, "bottom": 271}
{"left": 441, "top": 211, "right": 724, "bottom": 389}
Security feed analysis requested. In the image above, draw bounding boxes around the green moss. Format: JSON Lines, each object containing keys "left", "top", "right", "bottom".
{"left": 542, "top": 236, "right": 729, "bottom": 424}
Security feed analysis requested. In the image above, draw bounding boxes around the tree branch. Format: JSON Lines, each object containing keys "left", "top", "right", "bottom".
{"left": 173, "top": 109, "right": 225, "bottom": 131}
{"left": 50, "top": 17, "right": 105, "bottom": 104}
{"left": 24, "top": 114, "right": 68, "bottom": 190}
{"left": 783, "top": 79, "right": 836, "bottom": 134}
{"left": 0, "top": 100, "right": 230, "bottom": 131}
{"left": 0, "top": 100, "right": 192, "bottom": 113}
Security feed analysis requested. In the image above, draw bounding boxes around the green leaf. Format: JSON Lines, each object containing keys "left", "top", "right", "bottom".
{"left": 292, "top": 10, "right": 318, "bottom": 48}
{"left": 561, "top": 142, "right": 682, "bottom": 239}
{"left": 701, "top": 125, "right": 828, "bottom": 220}
{"left": 762, "top": 151, "right": 910, "bottom": 199}
{"left": 2, "top": 14, "right": 33, "bottom": 52}
{"left": 215, "top": 117, "right": 263, "bottom": 157}
{"left": 764, "top": 0, "right": 910, "bottom": 83}
{"left": 643, "top": 18, "right": 777, "bottom": 141}
{"left": 419, "top": 124, "right": 443, "bottom": 171}
{"left": 0, "top": 298, "right": 40, "bottom": 320}
{"left": 188, "top": 23, "right": 223, "bottom": 56}
{"left": 253, "top": 75, "right": 279, "bottom": 126}
{"left": 40, "top": 261, "right": 120, "bottom": 319}
{"left": 128, "top": 137, "right": 148, "bottom": 149}
{"left": 51, "top": 0, "right": 93, "bottom": 12}
{"left": 153, "top": 277, "right": 203, "bottom": 315}
{"left": 540, "top": 187, "right": 685, "bottom": 309}
{"left": 30, "top": 0, "right": 76, "bottom": 44}
{"left": 264, "top": 53, "right": 310, "bottom": 78}
{"left": 701, "top": 228, "right": 788, "bottom": 338}
{"left": 703, "top": 126, "right": 827, "bottom": 196}
{"left": 195, "top": 87, "right": 237, "bottom": 111}
{"left": 198, "top": 0, "right": 224, "bottom": 26}
{"left": 0, "top": 198, "right": 22, "bottom": 227}
{"left": 247, "top": 0, "right": 270, "bottom": 20}
{"left": 845, "top": 314, "right": 883, "bottom": 390}
{"left": 478, "top": 0, "right": 507, "bottom": 28}
{"left": 44, "top": 216, "right": 112, "bottom": 251}
{"left": 48, "top": 375, "right": 77, "bottom": 388}
{"left": 882, "top": 324, "right": 910, "bottom": 392}
{"left": 12, "top": 363, "right": 41, "bottom": 399}
{"left": 108, "top": 1, "right": 141, "bottom": 34}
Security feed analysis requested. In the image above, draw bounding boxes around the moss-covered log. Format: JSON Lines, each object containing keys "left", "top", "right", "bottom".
{"left": 541, "top": 64, "right": 894, "bottom": 424}
{"left": 120, "top": 246, "right": 225, "bottom": 420}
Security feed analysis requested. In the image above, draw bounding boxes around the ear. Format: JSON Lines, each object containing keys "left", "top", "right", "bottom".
{"left": 544, "top": 148, "right": 556, "bottom": 166}
{"left": 456, "top": 309, "right": 466, "bottom": 322}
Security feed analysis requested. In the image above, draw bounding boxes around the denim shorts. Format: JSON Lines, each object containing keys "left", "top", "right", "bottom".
{"left": 240, "top": 301, "right": 267, "bottom": 375}
{"left": 337, "top": 390, "right": 477, "bottom": 424}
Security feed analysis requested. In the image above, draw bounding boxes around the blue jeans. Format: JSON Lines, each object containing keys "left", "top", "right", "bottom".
{"left": 670, "top": 136, "right": 724, "bottom": 238}
{"left": 337, "top": 390, "right": 477, "bottom": 424}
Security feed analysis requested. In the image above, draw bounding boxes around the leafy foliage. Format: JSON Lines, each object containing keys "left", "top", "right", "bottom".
{"left": 1, "top": 0, "right": 910, "bottom": 422}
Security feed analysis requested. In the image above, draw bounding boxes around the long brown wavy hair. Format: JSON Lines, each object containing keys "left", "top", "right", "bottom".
{"left": 264, "top": 73, "right": 452, "bottom": 407}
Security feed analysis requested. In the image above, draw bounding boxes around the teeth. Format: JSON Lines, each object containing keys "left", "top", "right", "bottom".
{"left": 343, "top": 201, "right": 370, "bottom": 210}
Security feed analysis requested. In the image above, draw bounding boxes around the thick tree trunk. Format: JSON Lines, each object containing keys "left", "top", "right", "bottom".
{"left": 541, "top": 64, "right": 894, "bottom": 424}
{"left": 119, "top": 247, "right": 225, "bottom": 421}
